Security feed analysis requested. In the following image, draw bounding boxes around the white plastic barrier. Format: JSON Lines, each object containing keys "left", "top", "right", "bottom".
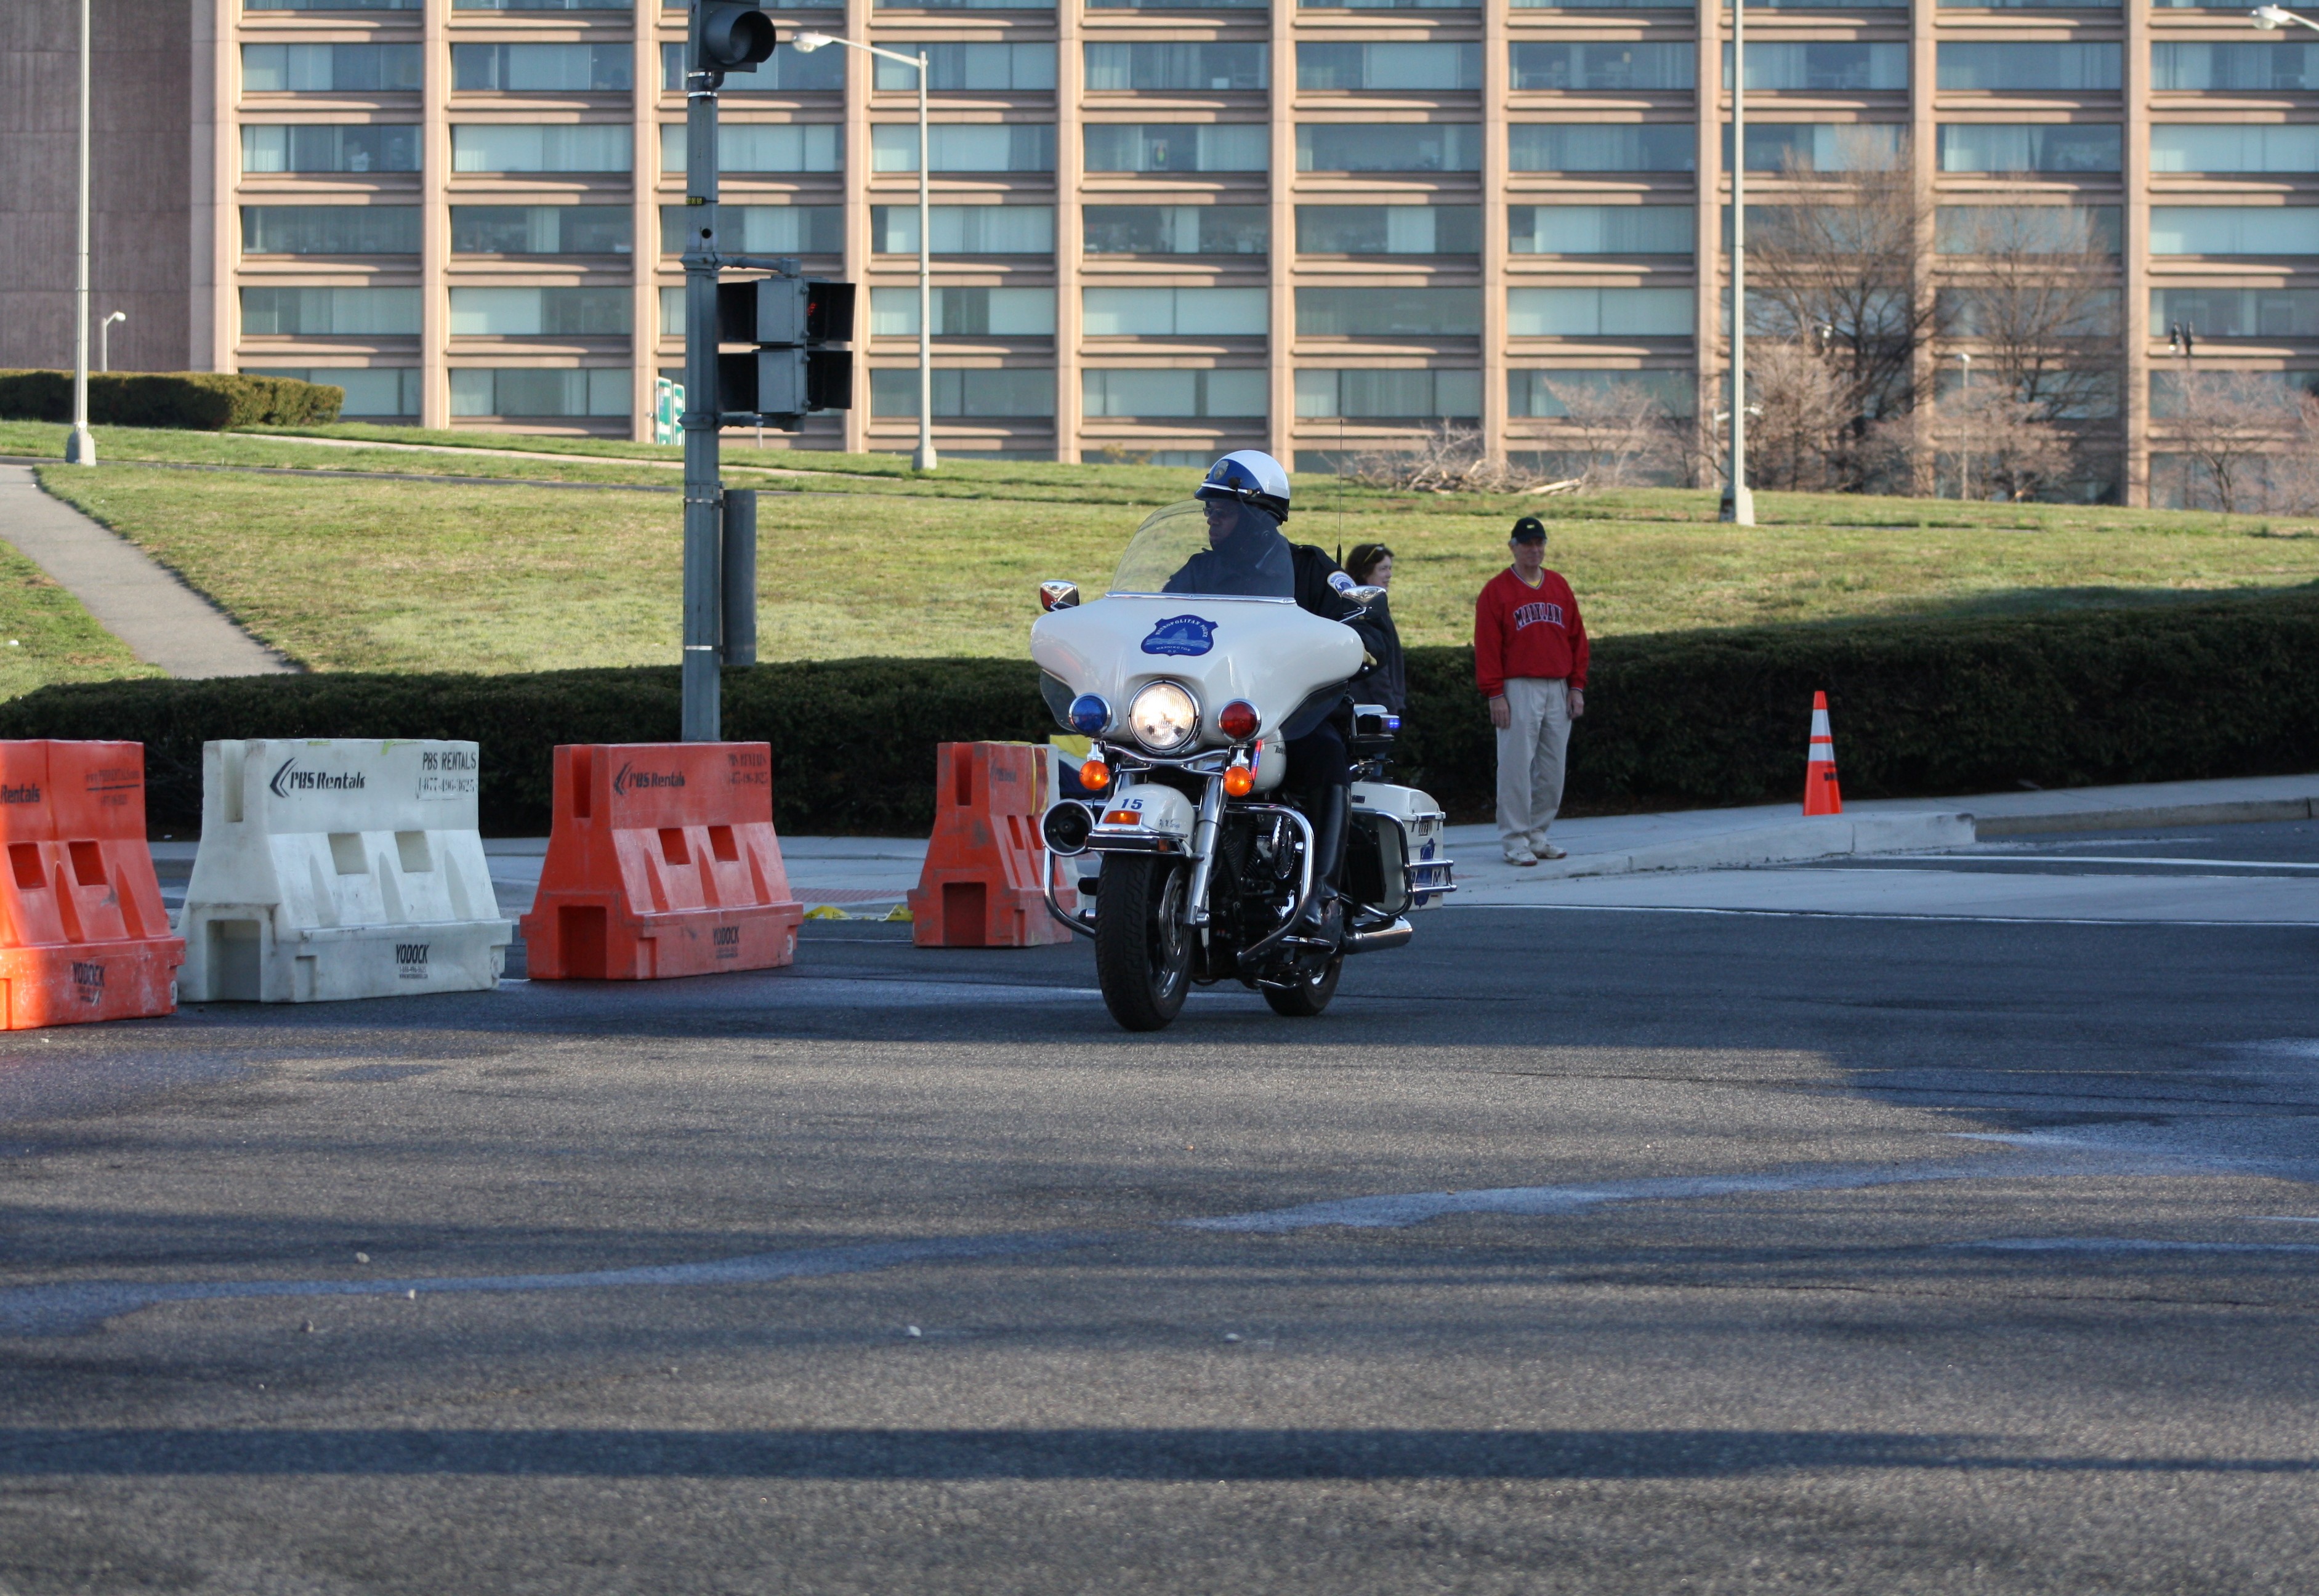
{"left": 177, "top": 739, "right": 512, "bottom": 1002}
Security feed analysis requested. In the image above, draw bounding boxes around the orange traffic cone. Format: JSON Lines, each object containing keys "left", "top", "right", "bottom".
{"left": 1803, "top": 691, "right": 1844, "bottom": 816}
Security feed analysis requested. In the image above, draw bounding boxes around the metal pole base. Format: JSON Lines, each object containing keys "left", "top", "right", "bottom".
{"left": 912, "top": 443, "right": 938, "bottom": 472}
{"left": 1719, "top": 485, "right": 1756, "bottom": 526}
{"left": 64, "top": 426, "right": 95, "bottom": 465}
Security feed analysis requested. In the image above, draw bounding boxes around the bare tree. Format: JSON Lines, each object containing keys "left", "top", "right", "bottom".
{"left": 1935, "top": 382, "right": 2077, "bottom": 501}
{"left": 1345, "top": 422, "right": 1561, "bottom": 494}
{"left": 1538, "top": 378, "right": 1680, "bottom": 490}
{"left": 2164, "top": 370, "right": 2307, "bottom": 514}
{"left": 1746, "top": 131, "right": 1938, "bottom": 488}
{"left": 1744, "top": 341, "right": 1852, "bottom": 491}
{"left": 1932, "top": 206, "right": 2121, "bottom": 497}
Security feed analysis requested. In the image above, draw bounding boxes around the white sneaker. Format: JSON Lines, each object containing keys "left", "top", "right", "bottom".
{"left": 1533, "top": 842, "right": 1568, "bottom": 861}
{"left": 1503, "top": 847, "right": 1539, "bottom": 867}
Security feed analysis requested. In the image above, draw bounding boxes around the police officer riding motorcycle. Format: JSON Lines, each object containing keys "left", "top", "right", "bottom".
{"left": 1031, "top": 451, "right": 1454, "bottom": 1031}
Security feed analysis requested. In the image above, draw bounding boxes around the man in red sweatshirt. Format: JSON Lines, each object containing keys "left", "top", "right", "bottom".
{"left": 1474, "top": 516, "right": 1588, "bottom": 864}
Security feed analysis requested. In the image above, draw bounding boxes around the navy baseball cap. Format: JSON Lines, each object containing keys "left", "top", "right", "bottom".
{"left": 1509, "top": 517, "right": 1547, "bottom": 544}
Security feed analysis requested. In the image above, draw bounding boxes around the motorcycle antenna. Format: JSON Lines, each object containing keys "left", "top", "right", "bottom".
{"left": 1335, "top": 413, "right": 1345, "bottom": 566}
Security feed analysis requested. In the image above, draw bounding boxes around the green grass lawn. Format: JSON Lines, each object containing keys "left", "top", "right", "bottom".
{"left": 11, "top": 421, "right": 2319, "bottom": 681}
{"left": 0, "top": 538, "right": 161, "bottom": 698}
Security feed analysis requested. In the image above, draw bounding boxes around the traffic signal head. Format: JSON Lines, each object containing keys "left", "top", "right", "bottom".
{"left": 693, "top": 1, "right": 777, "bottom": 75}
{"left": 715, "top": 277, "right": 855, "bottom": 424}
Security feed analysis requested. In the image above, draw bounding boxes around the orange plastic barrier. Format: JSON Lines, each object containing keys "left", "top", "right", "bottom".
{"left": 518, "top": 743, "right": 804, "bottom": 980}
{"left": 1804, "top": 690, "right": 1844, "bottom": 816}
{"left": 909, "top": 742, "right": 1076, "bottom": 948}
{"left": 0, "top": 741, "right": 183, "bottom": 1028}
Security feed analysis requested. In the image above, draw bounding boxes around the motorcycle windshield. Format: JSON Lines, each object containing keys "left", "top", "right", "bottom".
{"left": 1110, "top": 500, "right": 1296, "bottom": 602}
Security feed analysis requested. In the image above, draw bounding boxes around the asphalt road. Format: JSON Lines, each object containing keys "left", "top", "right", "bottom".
{"left": 2, "top": 823, "right": 2315, "bottom": 1594}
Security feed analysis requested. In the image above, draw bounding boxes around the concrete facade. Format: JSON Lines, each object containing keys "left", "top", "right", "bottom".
{"left": 2, "top": 0, "right": 2315, "bottom": 504}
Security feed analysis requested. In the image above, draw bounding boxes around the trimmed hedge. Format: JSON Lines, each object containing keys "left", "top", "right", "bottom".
{"left": 0, "top": 370, "right": 342, "bottom": 431}
{"left": 1, "top": 590, "right": 2314, "bottom": 832}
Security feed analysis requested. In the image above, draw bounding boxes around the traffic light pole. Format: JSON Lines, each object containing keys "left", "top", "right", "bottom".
{"left": 681, "top": 13, "right": 725, "bottom": 743}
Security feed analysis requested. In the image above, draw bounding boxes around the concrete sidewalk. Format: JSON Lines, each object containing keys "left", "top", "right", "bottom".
{"left": 0, "top": 465, "right": 292, "bottom": 677}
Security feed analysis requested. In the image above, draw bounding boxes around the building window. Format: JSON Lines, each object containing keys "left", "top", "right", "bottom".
{"left": 1297, "top": 206, "right": 1481, "bottom": 256}
{"left": 1296, "top": 124, "right": 1480, "bottom": 172}
{"left": 1295, "top": 368, "right": 1480, "bottom": 418}
{"left": 661, "top": 123, "right": 841, "bottom": 172}
{"left": 240, "top": 287, "right": 422, "bottom": 335}
{"left": 1937, "top": 124, "right": 2121, "bottom": 172}
{"left": 664, "top": 42, "right": 845, "bottom": 91}
{"left": 1510, "top": 0, "right": 1692, "bottom": 9}
{"left": 241, "top": 205, "right": 421, "bottom": 254}
{"left": 2151, "top": 42, "right": 2319, "bottom": 91}
{"left": 872, "top": 206, "right": 1055, "bottom": 254}
{"left": 1942, "top": 0, "right": 2116, "bottom": 9}
{"left": 1506, "top": 288, "right": 1693, "bottom": 337}
{"left": 661, "top": 205, "right": 845, "bottom": 255}
{"left": 1298, "top": 42, "right": 1479, "bottom": 90}
{"left": 871, "top": 368, "right": 1057, "bottom": 417}
{"left": 243, "top": 44, "right": 424, "bottom": 92}
{"left": 452, "top": 0, "right": 636, "bottom": 11}
{"left": 1509, "top": 205, "right": 1692, "bottom": 255}
{"left": 1509, "top": 124, "right": 1693, "bottom": 172}
{"left": 1083, "top": 124, "right": 1268, "bottom": 172}
{"left": 2149, "top": 289, "right": 2319, "bottom": 338}
{"left": 243, "top": 366, "right": 422, "bottom": 416}
{"left": 452, "top": 207, "right": 631, "bottom": 254}
{"left": 2151, "top": 369, "right": 2319, "bottom": 417}
{"left": 1086, "top": 43, "right": 1266, "bottom": 91}
{"left": 1084, "top": 206, "right": 1268, "bottom": 254}
{"left": 246, "top": 0, "right": 422, "bottom": 10}
{"left": 1508, "top": 369, "right": 1693, "bottom": 417}
{"left": 241, "top": 124, "right": 421, "bottom": 174}
{"left": 1934, "top": 206, "right": 2121, "bottom": 254}
{"left": 876, "top": 0, "right": 1053, "bottom": 10}
{"left": 871, "top": 124, "right": 1055, "bottom": 172}
{"left": 448, "top": 288, "right": 632, "bottom": 336}
{"left": 1726, "top": 123, "right": 1904, "bottom": 172}
{"left": 1723, "top": 43, "right": 1906, "bottom": 90}
{"left": 1302, "top": 0, "right": 1476, "bottom": 12}
{"left": 454, "top": 44, "right": 631, "bottom": 92}
{"left": 449, "top": 369, "right": 631, "bottom": 416}
{"left": 1084, "top": 368, "right": 1267, "bottom": 417}
{"left": 454, "top": 123, "right": 632, "bottom": 172}
{"left": 2151, "top": 208, "right": 2319, "bottom": 256}
{"left": 1936, "top": 43, "right": 2121, "bottom": 91}
{"left": 1296, "top": 289, "right": 1483, "bottom": 336}
{"left": 1512, "top": 42, "right": 1693, "bottom": 91}
{"left": 2150, "top": 125, "right": 2319, "bottom": 175}
{"left": 869, "top": 287, "right": 1058, "bottom": 336}
{"left": 1083, "top": 288, "right": 1268, "bottom": 336}
{"left": 875, "top": 44, "right": 1057, "bottom": 89}
{"left": 1089, "top": 0, "right": 1264, "bottom": 9}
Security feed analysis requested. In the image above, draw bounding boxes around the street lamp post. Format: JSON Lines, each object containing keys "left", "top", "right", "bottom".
{"left": 1722, "top": 0, "right": 1754, "bottom": 525}
{"left": 100, "top": 312, "right": 125, "bottom": 374}
{"left": 1955, "top": 350, "right": 1970, "bottom": 501}
{"left": 65, "top": 0, "right": 95, "bottom": 466}
{"left": 794, "top": 32, "right": 935, "bottom": 470}
{"left": 2250, "top": 5, "right": 2319, "bottom": 31}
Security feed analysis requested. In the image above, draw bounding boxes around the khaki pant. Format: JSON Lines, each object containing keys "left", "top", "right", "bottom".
{"left": 1495, "top": 676, "right": 1571, "bottom": 856}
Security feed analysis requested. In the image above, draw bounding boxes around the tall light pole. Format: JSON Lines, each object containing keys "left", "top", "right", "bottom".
{"left": 65, "top": 0, "right": 95, "bottom": 466}
{"left": 100, "top": 311, "right": 126, "bottom": 374}
{"left": 1721, "top": 0, "right": 1753, "bottom": 524}
{"left": 1955, "top": 350, "right": 1970, "bottom": 501}
{"left": 794, "top": 33, "right": 935, "bottom": 470}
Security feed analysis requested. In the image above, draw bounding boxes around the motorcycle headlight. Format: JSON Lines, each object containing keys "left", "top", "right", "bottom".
{"left": 1127, "top": 680, "right": 1200, "bottom": 754}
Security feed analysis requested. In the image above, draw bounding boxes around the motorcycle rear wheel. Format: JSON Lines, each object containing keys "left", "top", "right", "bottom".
{"left": 1094, "top": 855, "right": 1191, "bottom": 1031}
{"left": 1262, "top": 952, "right": 1342, "bottom": 1018}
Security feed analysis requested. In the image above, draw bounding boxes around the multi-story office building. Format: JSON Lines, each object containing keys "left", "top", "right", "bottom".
{"left": 3, "top": 0, "right": 2315, "bottom": 504}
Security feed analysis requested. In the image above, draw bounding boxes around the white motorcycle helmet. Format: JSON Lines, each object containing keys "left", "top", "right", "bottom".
{"left": 1194, "top": 449, "right": 1292, "bottom": 522}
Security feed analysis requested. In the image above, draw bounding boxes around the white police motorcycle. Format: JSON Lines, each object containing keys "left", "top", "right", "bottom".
{"left": 1032, "top": 496, "right": 1453, "bottom": 1031}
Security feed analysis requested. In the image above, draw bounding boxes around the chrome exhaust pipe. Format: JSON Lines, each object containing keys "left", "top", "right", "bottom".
{"left": 1342, "top": 916, "right": 1412, "bottom": 955}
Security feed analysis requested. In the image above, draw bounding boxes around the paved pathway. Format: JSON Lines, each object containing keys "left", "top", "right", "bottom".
{"left": 0, "top": 464, "right": 294, "bottom": 677}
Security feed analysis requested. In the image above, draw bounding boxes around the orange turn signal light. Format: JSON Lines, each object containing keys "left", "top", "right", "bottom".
{"left": 1222, "top": 764, "right": 1255, "bottom": 797}
{"left": 1078, "top": 759, "right": 1110, "bottom": 792}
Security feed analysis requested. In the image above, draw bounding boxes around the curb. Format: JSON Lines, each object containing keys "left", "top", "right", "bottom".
{"left": 1528, "top": 812, "right": 1975, "bottom": 881}
{"left": 1969, "top": 797, "right": 2317, "bottom": 837}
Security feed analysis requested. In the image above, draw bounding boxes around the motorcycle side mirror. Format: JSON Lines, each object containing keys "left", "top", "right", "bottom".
{"left": 1039, "top": 580, "right": 1081, "bottom": 613}
{"left": 1343, "top": 584, "right": 1386, "bottom": 608}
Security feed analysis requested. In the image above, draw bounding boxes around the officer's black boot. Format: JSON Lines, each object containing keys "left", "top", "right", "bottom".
{"left": 1296, "top": 784, "right": 1352, "bottom": 948}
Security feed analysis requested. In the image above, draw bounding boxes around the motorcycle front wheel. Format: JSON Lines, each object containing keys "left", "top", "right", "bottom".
{"left": 1093, "top": 854, "right": 1191, "bottom": 1031}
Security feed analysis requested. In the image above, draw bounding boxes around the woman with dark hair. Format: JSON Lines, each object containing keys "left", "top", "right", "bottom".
{"left": 1344, "top": 542, "right": 1406, "bottom": 715}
